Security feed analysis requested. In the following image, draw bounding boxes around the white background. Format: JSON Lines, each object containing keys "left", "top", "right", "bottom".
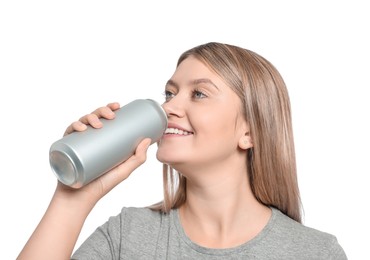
{"left": 1, "top": 1, "right": 369, "bottom": 259}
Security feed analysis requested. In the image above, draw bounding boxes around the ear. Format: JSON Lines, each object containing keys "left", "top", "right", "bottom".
{"left": 238, "top": 134, "right": 253, "bottom": 150}
{"left": 238, "top": 126, "right": 253, "bottom": 150}
{"left": 237, "top": 119, "right": 253, "bottom": 150}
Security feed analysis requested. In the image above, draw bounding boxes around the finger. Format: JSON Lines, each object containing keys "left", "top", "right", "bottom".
{"left": 134, "top": 138, "right": 152, "bottom": 161}
{"left": 85, "top": 103, "right": 121, "bottom": 128}
{"left": 121, "top": 138, "right": 151, "bottom": 170}
{"left": 125, "top": 139, "right": 152, "bottom": 174}
{"left": 64, "top": 102, "right": 120, "bottom": 136}
{"left": 79, "top": 113, "right": 103, "bottom": 129}
{"left": 102, "top": 139, "right": 151, "bottom": 185}
{"left": 64, "top": 121, "right": 87, "bottom": 136}
{"left": 106, "top": 102, "right": 120, "bottom": 111}
{"left": 92, "top": 106, "right": 117, "bottom": 119}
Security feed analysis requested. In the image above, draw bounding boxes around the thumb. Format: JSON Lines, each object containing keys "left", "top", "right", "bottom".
{"left": 132, "top": 138, "right": 152, "bottom": 165}
{"left": 114, "top": 137, "right": 152, "bottom": 177}
{"left": 129, "top": 138, "right": 152, "bottom": 166}
{"left": 96, "top": 138, "right": 152, "bottom": 195}
{"left": 134, "top": 138, "right": 152, "bottom": 160}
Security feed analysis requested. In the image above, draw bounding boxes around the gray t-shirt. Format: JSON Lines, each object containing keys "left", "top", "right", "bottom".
{"left": 72, "top": 207, "right": 347, "bottom": 259}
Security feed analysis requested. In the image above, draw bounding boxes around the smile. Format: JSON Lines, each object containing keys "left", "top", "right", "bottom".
{"left": 164, "top": 128, "right": 193, "bottom": 135}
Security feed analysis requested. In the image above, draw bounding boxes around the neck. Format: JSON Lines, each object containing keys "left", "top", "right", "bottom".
{"left": 178, "top": 161, "right": 271, "bottom": 248}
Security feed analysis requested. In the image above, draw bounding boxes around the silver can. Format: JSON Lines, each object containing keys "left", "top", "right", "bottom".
{"left": 49, "top": 99, "right": 167, "bottom": 188}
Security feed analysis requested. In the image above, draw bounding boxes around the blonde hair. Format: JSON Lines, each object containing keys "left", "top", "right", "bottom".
{"left": 151, "top": 42, "right": 302, "bottom": 223}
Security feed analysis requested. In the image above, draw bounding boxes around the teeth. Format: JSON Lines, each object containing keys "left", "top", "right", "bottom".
{"left": 165, "top": 128, "right": 191, "bottom": 135}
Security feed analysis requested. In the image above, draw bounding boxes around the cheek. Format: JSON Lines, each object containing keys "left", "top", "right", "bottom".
{"left": 195, "top": 110, "right": 238, "bottom": 142}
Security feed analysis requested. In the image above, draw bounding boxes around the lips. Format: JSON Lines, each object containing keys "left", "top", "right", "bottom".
{"left": 164, "top": 123, "right": 193, "bottom": 136}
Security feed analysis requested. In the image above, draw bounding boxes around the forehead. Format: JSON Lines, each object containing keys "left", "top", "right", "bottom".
{"left": 170, "top": 57, "right": 225, "bottom": 86}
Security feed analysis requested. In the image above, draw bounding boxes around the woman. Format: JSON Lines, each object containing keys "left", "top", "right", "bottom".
{"left": 18, "top": 42, "right": 347, "bottom": 259}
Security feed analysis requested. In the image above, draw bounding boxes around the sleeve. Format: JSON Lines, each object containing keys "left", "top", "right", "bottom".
{"left": 328, "top": 237, "right": 347, "bottom": 260}
{"left": 71, "top": 210, "right": 125, "bottom": 260}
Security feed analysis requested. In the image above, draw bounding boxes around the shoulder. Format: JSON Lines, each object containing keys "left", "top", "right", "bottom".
{"left": 120, "top": 206, "right": 167, "bottom": 223}
{"left": 117, "top": 207, "right": 171, "bottom": 235}
{"left": 268, "top": 208, "right": 347, "bottom": 259}
{"left": 98, "top": 207, "right": 168, "bottom": 239}
{"left": 272, "top": 208, "right": 335, "bottom": 242}
{"left": 72, "top": 207, "right": 170, "bottom": 259}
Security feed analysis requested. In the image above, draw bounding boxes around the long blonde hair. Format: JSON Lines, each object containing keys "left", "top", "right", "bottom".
{"left": 151, "top": 42, "right": 302, "bottom": 223}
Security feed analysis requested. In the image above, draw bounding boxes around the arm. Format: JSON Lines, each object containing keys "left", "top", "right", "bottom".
{"left": 17, "top": 102, "right": 151, "bottom": 260}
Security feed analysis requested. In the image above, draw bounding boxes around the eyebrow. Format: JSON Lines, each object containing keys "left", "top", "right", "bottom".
{"left": 165, "top": 78, "right": 219, "bottom": 91}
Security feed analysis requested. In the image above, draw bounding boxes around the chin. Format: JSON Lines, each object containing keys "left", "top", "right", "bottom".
{"left": 156, "top": 149, "right": 170, "bottom": 164}
{"left": 156, "top": 151, "right": 184, "bottom": 167}
{"left": 156, "top": 153, "right": 174, "bottom": 165}
{"left": 156, "top": 145, "right": 174, "bottom": 162}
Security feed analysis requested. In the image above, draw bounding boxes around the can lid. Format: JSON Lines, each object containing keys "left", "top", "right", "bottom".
{"left": 50, "top": 150, "right": 77, "bottom": 186}
{"left": 146, "top": 99, "right": 168, "bottom": 129}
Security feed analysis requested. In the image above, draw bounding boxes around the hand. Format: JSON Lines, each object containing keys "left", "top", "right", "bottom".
{"left": 64, "top": 102, "right": 120, "bottom": 136}
{"left": 17, "top": 102, "right": 151, "bottom": 260}
{"left": 56, "top": 102, "right": 151, "bottom": 204}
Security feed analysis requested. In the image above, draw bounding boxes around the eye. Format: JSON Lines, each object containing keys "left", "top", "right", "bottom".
{"left": 163, "top": 90, "right": 175, "bottom": 101}
{"left": 192, "top": 89, "right": 207, "bottom": 99}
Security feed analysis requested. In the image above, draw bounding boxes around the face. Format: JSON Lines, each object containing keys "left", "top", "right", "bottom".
{"left": 156, "top": 56, "right": 251, "bottom": 172}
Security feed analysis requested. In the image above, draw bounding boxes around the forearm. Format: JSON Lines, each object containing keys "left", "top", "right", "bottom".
{"left": 17, "top": 191, "right": 95, "bottom": 260}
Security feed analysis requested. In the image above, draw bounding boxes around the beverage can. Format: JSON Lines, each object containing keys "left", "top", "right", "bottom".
{"left": 49, "top": 99, "right": 167, "bottom": 188}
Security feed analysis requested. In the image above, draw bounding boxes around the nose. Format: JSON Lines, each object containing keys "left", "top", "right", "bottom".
{"left": 162, "top": 97, "right": 185, "bottom": 118}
